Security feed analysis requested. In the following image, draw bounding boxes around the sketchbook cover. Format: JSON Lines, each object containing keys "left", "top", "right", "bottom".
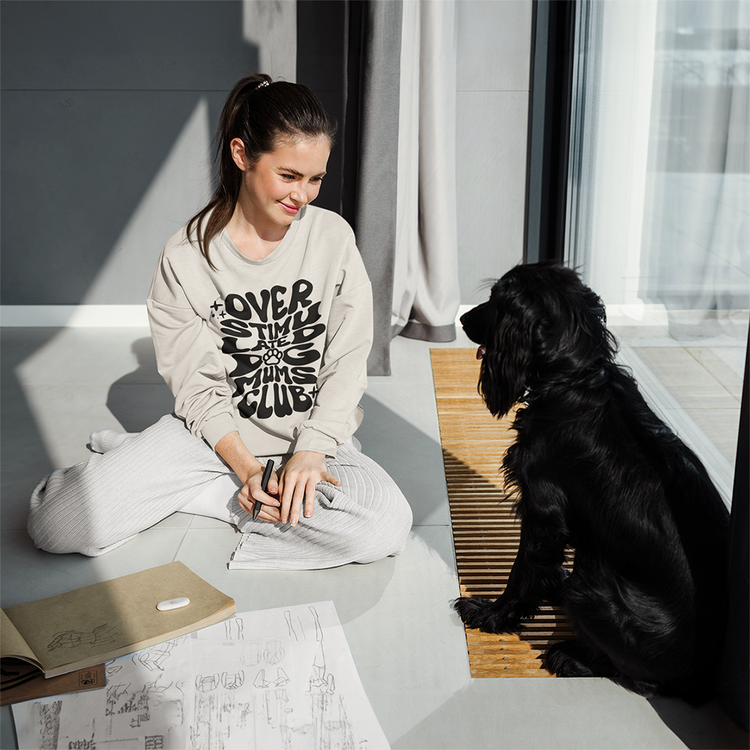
{"left": 2, "top": 561, "right": 235, "bottom": 678}
{"left": 0, "top": 659, "right": 105, "bottom": 707}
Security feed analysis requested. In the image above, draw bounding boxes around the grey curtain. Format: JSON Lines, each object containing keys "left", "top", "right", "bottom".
{"left": 392, "top": 0, "right": 461, "bottom": 344}
{"left": 311, "top": 0, "right": 460, "bottom": 375}
{"left": 339, "top": 0, "right": 403, "bottom": 376}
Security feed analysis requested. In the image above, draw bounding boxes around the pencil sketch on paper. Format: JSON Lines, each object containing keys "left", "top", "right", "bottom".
{"left": 195, "top": 673, "right": 220, "bottom": 693}
{"left": 224, "top": 616, "right": 245, "bottom": 641}
{"left": 34, "top": 700, "right": 62, "bottom": 749}
{"left": 102, "top": 637, "right": 189, "bottom": 741}
{"left": 187, "top": 604, "right": 365, "bottom": 750}
{"left": 222, "top": 670, "right": 245, "bottom": 690}
{"left": 135, "top": 638, "right": 180, "bottom": 672}
{"left": 241, "top": 641, "right": 262, "bottom": 666}
{"left": 264, "top": 640, "right": 285, "bottom": 664}
{"left": 12, "top": 603, "right": 390, "bottom": 750}
{"left": 46, "top": 622, "right": 120, "bottom": 650}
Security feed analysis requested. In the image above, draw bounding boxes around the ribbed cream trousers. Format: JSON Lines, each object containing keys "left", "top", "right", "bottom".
{"left": 28, "top": 414, "right": 413, "bottom": 570}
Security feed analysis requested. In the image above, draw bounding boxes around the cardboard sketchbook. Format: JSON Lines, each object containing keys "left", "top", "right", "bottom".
{"left": 1, "top": 561, "right": 235, "bottom": 701}
{"left": 1, "top": 657, "right": 105, "bottom": 707}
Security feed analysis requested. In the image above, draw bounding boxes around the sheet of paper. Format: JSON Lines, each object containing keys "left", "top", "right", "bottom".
{"left": 12, "top": 601, "right": 389, "bottom": 750}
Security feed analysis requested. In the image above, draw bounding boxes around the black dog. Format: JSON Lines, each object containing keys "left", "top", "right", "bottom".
{"left": 454, "top": 261, "right": 729, "bottom": 702}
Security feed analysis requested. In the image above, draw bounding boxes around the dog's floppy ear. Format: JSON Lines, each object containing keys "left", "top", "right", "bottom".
{"left": 479, "top": 278, "right": 535, "bottom": 417}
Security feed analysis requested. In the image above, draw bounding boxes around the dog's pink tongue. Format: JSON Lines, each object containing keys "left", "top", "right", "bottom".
{"left": 476, "top": 346, "right": 486, "bottom": 360}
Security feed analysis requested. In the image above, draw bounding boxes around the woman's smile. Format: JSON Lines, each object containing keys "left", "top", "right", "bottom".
{"left": 278, "top": 200, "right": 301, "bottom": 215}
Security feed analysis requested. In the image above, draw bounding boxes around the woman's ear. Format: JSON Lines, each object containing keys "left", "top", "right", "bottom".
{"left": 229, "top": 138, "right": 250, "bottom": 172}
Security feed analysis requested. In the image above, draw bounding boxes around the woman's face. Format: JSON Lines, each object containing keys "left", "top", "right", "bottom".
{"left": 233, "top": 135, "right": 331, "bottom": 232}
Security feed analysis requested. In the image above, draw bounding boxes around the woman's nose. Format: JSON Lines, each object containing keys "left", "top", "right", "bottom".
{"left": 290, "top": 184, "right": 308, "bottom": 205}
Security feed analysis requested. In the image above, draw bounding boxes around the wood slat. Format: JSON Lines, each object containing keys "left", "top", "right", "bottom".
{"left": 431, "top": 348, "right": 575, "bottom": 678}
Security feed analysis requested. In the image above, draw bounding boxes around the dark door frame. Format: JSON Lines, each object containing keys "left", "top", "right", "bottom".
{"left": 524, "top": 0, "right": 576, "bottom": 264}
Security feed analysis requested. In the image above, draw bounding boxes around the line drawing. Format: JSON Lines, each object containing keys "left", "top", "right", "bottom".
{"left": 195, "top": 673, "right": 220, "bottom": 693}
{"left": 105, "top": 683, "right": 131, "bottom": 717}
{"left": 264, "top": 640, "right": 285, "bottom": 664}
{"left": 285, "top": 609, "right": 301, "bottom": 641}
{"left": 46, "top": 623, "right": 120, "bottom": 651}
{"left": 224, "top": 617, "right": 245, "bottom": 640}
{"left": 241, "top": 641, "right": 262, "bottom": 666}
{"left": 134, "top": 639, "right": 178, "bottom": 672}
{"left": 221, "top": 670, "right": 245, "bottom": 690}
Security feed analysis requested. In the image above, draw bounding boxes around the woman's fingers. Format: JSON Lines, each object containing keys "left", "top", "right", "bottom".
{"left": 238, "top": 469, "right": 279, "bottom": 519}
{"left": 266, "top": 473, "right": 279, "bottom": 497}
{"left": 320, "top": 470, "right": 341, "bottom": 487}
{"left": 303, "top": 477, "right": 316, "bottom": 519}
{"left": 243, "top": 452, "right": 339, "bottom": 525}
{"left": 278, "top": 474, "right": 306, "bottom": 526}
{"left": 255, "top": 503, "right": 282, "bottom": 523}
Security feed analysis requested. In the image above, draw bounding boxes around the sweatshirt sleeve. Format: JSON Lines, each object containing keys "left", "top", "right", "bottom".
{"left": 147, "top": 248, "right": 237, "bottom": 449}
{"left": 292, "top": 238, "right": 373, "bottom": 457}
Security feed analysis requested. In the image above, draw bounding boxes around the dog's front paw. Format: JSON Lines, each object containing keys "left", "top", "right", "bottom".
{"left": 453, "top": 596, "right": 493, "bottom": 628}
{"left": 452, "top": 597, "right": 522, "bottom": 634}
{"left": 545, "top": 640, "right": 596, "bottom": 678}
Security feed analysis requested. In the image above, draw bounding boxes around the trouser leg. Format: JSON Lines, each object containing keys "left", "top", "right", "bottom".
{"left": 28, "top": 418, "right": 413, "bottom": 568}
{"left": 228, "top": 441, "right": 413, "bottom": 570}
{"left": 28, "top": 414, "right": 233, "bottom": 556}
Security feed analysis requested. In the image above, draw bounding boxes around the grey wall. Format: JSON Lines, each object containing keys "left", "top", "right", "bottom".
{"left": 1, "top": 0, "right": 295, "bottom": 306}
{"left": 455, "top": 0, "right": 532, "bottom": 304}
{"left": 1, "top": 0, "right": 531, "bottom": 309}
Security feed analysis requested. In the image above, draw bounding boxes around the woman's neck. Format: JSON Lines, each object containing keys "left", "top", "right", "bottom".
{"left": 226, "top": 203, "right": 289, "bottom": 260}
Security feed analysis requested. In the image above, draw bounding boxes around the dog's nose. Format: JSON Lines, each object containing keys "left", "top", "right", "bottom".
{"left": 460, "top": 304, "right": 481, "bottom": 326}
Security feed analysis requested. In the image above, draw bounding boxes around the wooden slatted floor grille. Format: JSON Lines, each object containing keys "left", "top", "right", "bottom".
{"left": 431, "top": 348, "right": 575, "bottom": 678}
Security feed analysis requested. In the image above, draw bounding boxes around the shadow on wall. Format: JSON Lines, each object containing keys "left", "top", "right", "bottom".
{"left": 1, "top": 0, "right": 259, "bottom": 306}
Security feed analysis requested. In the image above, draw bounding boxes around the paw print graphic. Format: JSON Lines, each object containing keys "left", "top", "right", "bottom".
{"left": 263, "top": 347, "right": 283, "bottom": 366}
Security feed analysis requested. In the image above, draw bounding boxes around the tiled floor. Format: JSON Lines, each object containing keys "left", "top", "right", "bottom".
{"left": 610, "top": 313, "right": 747, "bottom": 505}
{"left": 633, "top": 346, "right": 742, "bottom": 462}
{"left": 1, "top": 326, "right": 747, "bottom": 749}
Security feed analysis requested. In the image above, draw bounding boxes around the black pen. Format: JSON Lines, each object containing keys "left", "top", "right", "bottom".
{"left": 253, "top": 459, "right": 274, "bottom": 520}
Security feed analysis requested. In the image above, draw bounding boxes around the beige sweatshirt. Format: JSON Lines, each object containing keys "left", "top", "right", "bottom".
{"left": 147, "top": 205, "right": 373, "bottom": 458}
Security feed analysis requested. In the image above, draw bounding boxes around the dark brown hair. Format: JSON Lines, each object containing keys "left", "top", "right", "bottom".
{"left": 187, "top": 74, "right": 337, "bottom": 267}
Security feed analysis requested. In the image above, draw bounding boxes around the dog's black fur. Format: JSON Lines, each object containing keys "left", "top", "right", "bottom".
{"left": 454, "top": 261, "right": 730, "bottom": 702}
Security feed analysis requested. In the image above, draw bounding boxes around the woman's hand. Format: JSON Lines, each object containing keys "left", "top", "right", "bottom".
{"left": 215, "top": 432, "right": 280, "bottom": 521}
{"left": 215, "top": 434, "right": 340, "bottom": 525}
{"left": 277, "top": 451, "right": 341, "bottom": 526}
{"left": 237, "top": 462, "right": 280, "bottom": 521}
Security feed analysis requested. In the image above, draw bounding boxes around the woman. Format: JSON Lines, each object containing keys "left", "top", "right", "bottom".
{"left": 28, "top": 75, "right": 413, "bottom": 569}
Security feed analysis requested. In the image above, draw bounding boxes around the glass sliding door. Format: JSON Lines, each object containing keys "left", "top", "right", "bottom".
{"left": 567, "top": 0, "right": 749, "bottom": 503}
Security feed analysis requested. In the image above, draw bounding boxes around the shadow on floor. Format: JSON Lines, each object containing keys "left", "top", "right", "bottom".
{"left": 106, "top": 337, "right": 174, "bottom": 431}
{"left": 648, "top": 695, "right": 749, "bottom": 749}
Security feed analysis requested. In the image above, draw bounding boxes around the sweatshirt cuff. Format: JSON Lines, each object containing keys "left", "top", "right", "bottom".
{"left": 293, "top": 429, "right": 340, "bottom": 459}
{"left": 201, "top": 414, "right": 239, "bottom": 450}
